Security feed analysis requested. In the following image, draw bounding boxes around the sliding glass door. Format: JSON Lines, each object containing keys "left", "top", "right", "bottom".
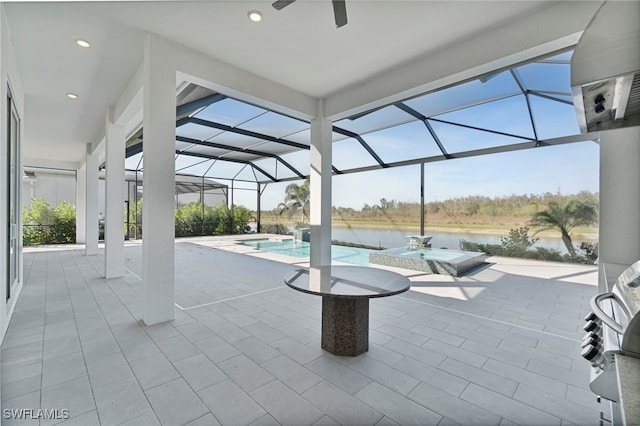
{"left": 7, "top": 87, "right": 20, "bottom": 300}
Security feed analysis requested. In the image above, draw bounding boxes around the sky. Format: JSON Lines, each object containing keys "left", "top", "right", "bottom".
{"left": 241, "top": 140, "right": 599, "bottom": 210}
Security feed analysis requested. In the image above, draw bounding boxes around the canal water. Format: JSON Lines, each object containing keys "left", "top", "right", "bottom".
{"left": 330, "top": 227, "right": 570, "bottom": 253}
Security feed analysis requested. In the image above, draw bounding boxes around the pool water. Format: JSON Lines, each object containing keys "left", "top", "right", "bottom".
{"left": 240, "top": 239, "right": 372, "bottom": 266}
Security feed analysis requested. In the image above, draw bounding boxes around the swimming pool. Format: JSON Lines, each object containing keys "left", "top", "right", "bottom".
{"left": 241, "top": 238, "right": 487, "bottom": 275}
{"left": 240, "top": 239, "right": 372, "bottom": 266}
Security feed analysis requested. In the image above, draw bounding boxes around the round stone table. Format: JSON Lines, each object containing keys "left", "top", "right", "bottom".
{"left": 284, "top": 265, "right": 410, "bottom": 356}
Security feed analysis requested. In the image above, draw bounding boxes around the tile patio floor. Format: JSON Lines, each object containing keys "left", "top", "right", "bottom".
{"left": 1, "top": 236, "right": 603, "bottom": 425}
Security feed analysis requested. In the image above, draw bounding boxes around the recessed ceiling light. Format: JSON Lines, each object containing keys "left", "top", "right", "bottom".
{"left": 66, "top": 93, "right": 78, "bottom": 99}
{"left": 247, "top": 10, "right": 262, "bottom": 23}
{"left": 75, "top": 39, "right": 91, "bottom": 48}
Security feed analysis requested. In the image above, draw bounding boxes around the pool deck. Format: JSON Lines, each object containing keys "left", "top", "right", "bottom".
{"left": 2, "top": 234, "right": 602, "bottom": 426}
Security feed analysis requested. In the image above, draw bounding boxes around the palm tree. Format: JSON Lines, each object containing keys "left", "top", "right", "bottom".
{"left": 529, "top": 199, "right": 598, "bottom": 257}
{"left": 278, "top": 178, "right": 310, "bottom": 225}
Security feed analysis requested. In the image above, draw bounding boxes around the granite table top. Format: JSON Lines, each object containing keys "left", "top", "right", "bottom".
{"left": 284, "top": 265, "right": 410, "bottom": 299}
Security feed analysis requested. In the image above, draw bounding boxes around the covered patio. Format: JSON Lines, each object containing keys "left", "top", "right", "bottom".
{"left": 3, "top": 237, "right": 599, "bottom": 425}
{"left": 2, "top": 1, "right": 640, "bottom": 425}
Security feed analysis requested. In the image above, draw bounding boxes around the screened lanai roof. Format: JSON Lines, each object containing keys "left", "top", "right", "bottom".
{"left": 124, "top": 49, "right": 592, "bottom": 184}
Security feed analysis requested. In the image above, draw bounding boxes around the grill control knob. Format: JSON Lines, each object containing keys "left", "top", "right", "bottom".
{"left": 582, "top": 332, "right": 600, "bottom": 344}
{"left": 581, "top": 336, "right": 597, "bottom": 348}
{"left": 584, "top": 312, "right": 597, "bottom": 322}
{"left": 581, "top": 344, "right": 599, "bottom": 361}
{"left": 583, "top": 320, "right": 599, "bottom": 332}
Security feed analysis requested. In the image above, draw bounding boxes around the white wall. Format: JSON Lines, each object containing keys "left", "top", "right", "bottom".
{"left": 22, "top": 169, "right": 76, "bottom": 209}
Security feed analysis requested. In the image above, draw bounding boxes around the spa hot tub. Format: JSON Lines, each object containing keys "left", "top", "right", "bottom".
{"left": 369, "top": 246, "right": 486, "bottom": 277}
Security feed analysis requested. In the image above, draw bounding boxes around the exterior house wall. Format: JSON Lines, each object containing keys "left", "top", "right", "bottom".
{"left": 1, "top": 4, "right": 25, "bottom": 341}
{"left": 599, "top": 127, "right": 640, "bottom": 290}
{"left": 22, "top": 169, "right": 77, "bottom": 209}
{"left": 0, "top": 3, "right": 26, "bottom": 407}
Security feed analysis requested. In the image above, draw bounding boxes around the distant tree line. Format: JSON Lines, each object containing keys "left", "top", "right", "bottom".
{"left": 327, "top": 191, "right": 599, "bottom": 226}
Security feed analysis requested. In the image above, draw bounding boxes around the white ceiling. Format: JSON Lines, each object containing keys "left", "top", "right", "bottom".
{"left": 4, "top": 1, "right": 582, "bottom": 165}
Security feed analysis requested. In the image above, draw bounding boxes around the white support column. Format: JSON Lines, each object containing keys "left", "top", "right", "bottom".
{"left": 75, "top": 163, "right": 86, "bottom": 244}
{"left": 142, "top": 34, "right": 176, "bottom": 325}
{"left": 420, "top": 162, "right": 425, "bottom": 236}
{"left": 85, "top": 144, "right": 99, "bottom": 256}
{"left": 104, "top": 112, "right": 125, "bottom": 279}
{"left": 309, "top": 100, "right": 332, "bottom": 267}
{"left": 599, "top": 126, "right": 640, "bottom": 289}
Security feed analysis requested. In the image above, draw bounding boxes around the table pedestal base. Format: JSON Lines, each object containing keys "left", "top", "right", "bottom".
{"left": 321, "top": 296, "right": 368, "bottom": 356}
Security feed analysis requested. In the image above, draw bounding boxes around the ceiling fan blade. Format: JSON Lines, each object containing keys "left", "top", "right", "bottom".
{"left": 332, "top": 0, "right": 348, "bottom": 28}
{"left": 272, "top": 0, "right": 296, "bottom": 10}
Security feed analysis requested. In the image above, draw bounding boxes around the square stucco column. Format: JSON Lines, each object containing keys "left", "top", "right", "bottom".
{"left": 85, "top": 144, "right": 99, "bottom": 256}
{"left": 75, "top": 163, "right": 86, "bottom": 244}
{"left": 104, "top": 114, "right": 125, "bottom": 279}
{"left": 142, "top": 35, "right": 176, "bottom": 325}
{"left": 599, "top": 126, "right": 640, "bottom": 288}
{"left": 309, "top": 106, "right": 332, "bottom": 268}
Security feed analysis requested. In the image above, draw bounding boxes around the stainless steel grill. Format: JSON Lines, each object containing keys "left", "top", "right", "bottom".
{"left": 582, "top": 260, "right": 640, "bottom": 404}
